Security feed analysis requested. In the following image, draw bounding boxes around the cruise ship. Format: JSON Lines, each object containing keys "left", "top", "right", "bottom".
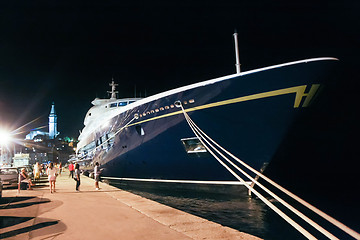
{"left": 76, "top": 53, "right": 337, "bottom": 185}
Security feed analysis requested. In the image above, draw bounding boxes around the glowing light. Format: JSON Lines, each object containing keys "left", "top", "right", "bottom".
{"left": 0, "top": 129, "right": 11, "bottom": 145}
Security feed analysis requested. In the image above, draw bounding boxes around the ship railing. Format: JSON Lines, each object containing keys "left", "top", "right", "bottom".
{"left": 179, "top": 103, "right": 360, "bottom": 240}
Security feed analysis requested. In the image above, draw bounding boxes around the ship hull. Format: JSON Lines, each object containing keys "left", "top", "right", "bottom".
{"left": 78, "top": 58, "right": 337, "bottom": 182}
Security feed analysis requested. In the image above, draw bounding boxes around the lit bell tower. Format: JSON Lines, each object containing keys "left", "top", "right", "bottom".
{"left": 49, "top": 102, "right": 59, "bottom": 139}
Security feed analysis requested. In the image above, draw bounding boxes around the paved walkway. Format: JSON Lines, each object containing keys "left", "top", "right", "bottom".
{"left": 0, "top": 170, "right": 262, "bottom": 240}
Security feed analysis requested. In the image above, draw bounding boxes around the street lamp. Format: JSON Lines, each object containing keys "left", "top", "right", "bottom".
{"left": 0, "top": 129, "right": 11, "bottom": 146}
{"left": 0, "top": 128, "right": 12, "bottom": 166}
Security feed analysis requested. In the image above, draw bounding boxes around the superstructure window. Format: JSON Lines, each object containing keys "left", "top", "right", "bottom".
{"left": 110, "top": 103, "right": 117, "bottom": 108}
{"left": 118, "top": 102, "right": 128, "bottom": 106}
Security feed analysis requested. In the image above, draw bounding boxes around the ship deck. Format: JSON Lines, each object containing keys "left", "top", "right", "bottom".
{"left": 0, "top": 170, "right": 261, "bottom": 240}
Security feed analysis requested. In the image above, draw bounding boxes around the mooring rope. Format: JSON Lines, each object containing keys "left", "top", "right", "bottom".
{"left": 182, "top": 109, "right": 338, "bottom": 240}
{"left": 179, "top": 103, "right": 360, "bottom": 240}
{"left": 185, "top": 112, "right": 360, "bottom": 240}
{"left": 180, "top": 104, "right": 318, "bottom": 240}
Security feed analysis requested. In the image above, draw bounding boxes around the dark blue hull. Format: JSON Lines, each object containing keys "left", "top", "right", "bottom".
{"left": 83, "top": 58, "right": 337, "bottom": 182}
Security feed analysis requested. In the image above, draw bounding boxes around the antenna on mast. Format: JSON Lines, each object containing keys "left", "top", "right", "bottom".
{"left": 108, "top": 78, "right": 118, "bottom": 99}
{"left": 233, "top": 30, "right": 241, "bottom": 73}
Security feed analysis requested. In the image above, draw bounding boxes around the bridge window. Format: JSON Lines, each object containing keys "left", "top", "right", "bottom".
{"left": 118, "top": 102, "right": 128, "bottom": 106}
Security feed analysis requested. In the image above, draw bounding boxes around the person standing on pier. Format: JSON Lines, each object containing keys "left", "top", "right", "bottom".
{"left": 94, "top": 162, "right": 101, "bottom": 190}
{"left": 68, "top": 162, "right": 74, "bottom": 178}
{"left": 59, "top": 162, "right": 62, "bottom": 176}
{"left": 47, "top": 162, "right": 58, "bottom": 193}
{"left": 74, "top": 163, "right": 80, "bottom": 191}
{"left": 33, "top": 162, "right": 41, "bottom": 181}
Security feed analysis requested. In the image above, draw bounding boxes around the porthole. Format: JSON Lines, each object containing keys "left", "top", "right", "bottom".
{"left": 189, "top": 99, "right": 195, "bottom": 103}
{"left": 155, "top": 109, "right": 159, "bottom": 112}
{"left": 165, "top": 106, "right": 169, "bottom": 109}
{"left": 170, "top": 105, "right": 174, "bottom": 108}
{"left": 160, "top": 107, "right": 164, "bottom": 111}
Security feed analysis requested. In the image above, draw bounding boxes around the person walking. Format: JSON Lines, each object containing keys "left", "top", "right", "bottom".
{"left": 69, "top": 162, "right": 74, "bottom": 178}
{"left": 47, "top": 162, "right": 57, "bottom": 193}
{"left": 94, "top": 162, "right": 101, "bottom": 190}
{"left": 74, "top": 163, "right": 80, "bottom": 191}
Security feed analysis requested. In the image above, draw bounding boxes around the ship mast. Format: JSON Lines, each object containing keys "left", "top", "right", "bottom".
{"left": 233, "top": 30, "right": 241, "bottom": 73}
{"left": 108, "top": 79, "right": 118, "bottom": 99}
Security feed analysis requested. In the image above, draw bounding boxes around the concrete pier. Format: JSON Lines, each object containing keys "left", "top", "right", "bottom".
{"left": 0, "top": 170, "right": 262, "bottom": 240}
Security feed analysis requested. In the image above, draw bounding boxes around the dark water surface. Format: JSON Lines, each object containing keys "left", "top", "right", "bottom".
{"left": 109, "top": 181, "right": 359, "bottom": 240}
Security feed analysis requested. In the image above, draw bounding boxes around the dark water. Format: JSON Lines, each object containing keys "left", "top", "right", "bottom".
{"left": 108, "top": 180, "right": 359, "bottom": 240}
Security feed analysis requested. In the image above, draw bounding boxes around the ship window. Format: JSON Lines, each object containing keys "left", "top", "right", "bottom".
{"left": 155, "top": 109, "right": 159, "bottom": 112}
{"left": 181, "top": 137, "right": 208, "bottom": 157}
{"left": 170, "top": 105, "right": 174, "bottom": 108}
{"left": 129, "top": 101, "right": 135, "bottom": 104}
{"left": 110, "top": 103, "right": 117, "bottom": 108}
{"left": 151, "top": 110, "right": 154, "bottom": 114}
{"left": 165, "top": 106, "right": 169, "bottom": 109}
{"left": 118, "top": 102, "right": 127, "bottom": 106}
{"left": 189, "top": 99, "right": 195, "bottom": 103}
{"left": 160, "top": 107, "right": 164, "bottom": 111}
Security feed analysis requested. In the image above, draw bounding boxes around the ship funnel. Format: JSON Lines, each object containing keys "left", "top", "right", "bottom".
{"left": 233, "top": 30, "right": 241, "bottom": 73}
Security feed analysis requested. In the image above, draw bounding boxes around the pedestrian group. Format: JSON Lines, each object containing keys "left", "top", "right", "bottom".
{"left": 18, "top": 161, "right": 101, "bottom": 193}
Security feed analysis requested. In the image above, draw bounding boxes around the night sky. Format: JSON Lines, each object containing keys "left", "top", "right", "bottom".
{"left": 0, "top": 1, "right": 358, "bottom": 138}
{"left": 0, "top": 0, "right": 359, "bottom": 233}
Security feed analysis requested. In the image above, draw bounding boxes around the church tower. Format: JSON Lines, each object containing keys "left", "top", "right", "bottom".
{"left": 48, "top": 102, "right": 59, "bottom": 139}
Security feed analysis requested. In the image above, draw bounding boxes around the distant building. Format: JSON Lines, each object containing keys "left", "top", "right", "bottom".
{"left": 12, "top": 153, "right": 30, "bottom": 167}
{"left": 19, "top": 102, "right": 74, "bottom": 165}
{"left": 0, "top": 149, "right": 12, "bottom": 167}
{"left": 49, "top": 102, "right": 59, "bottom": 139}
{"left": 25, "top": 102, "right": 60, "bottom": 141}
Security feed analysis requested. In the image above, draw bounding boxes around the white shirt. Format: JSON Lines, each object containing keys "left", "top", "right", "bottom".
{"left": 47, "top": 167, "right": 57, "bottom": 177}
